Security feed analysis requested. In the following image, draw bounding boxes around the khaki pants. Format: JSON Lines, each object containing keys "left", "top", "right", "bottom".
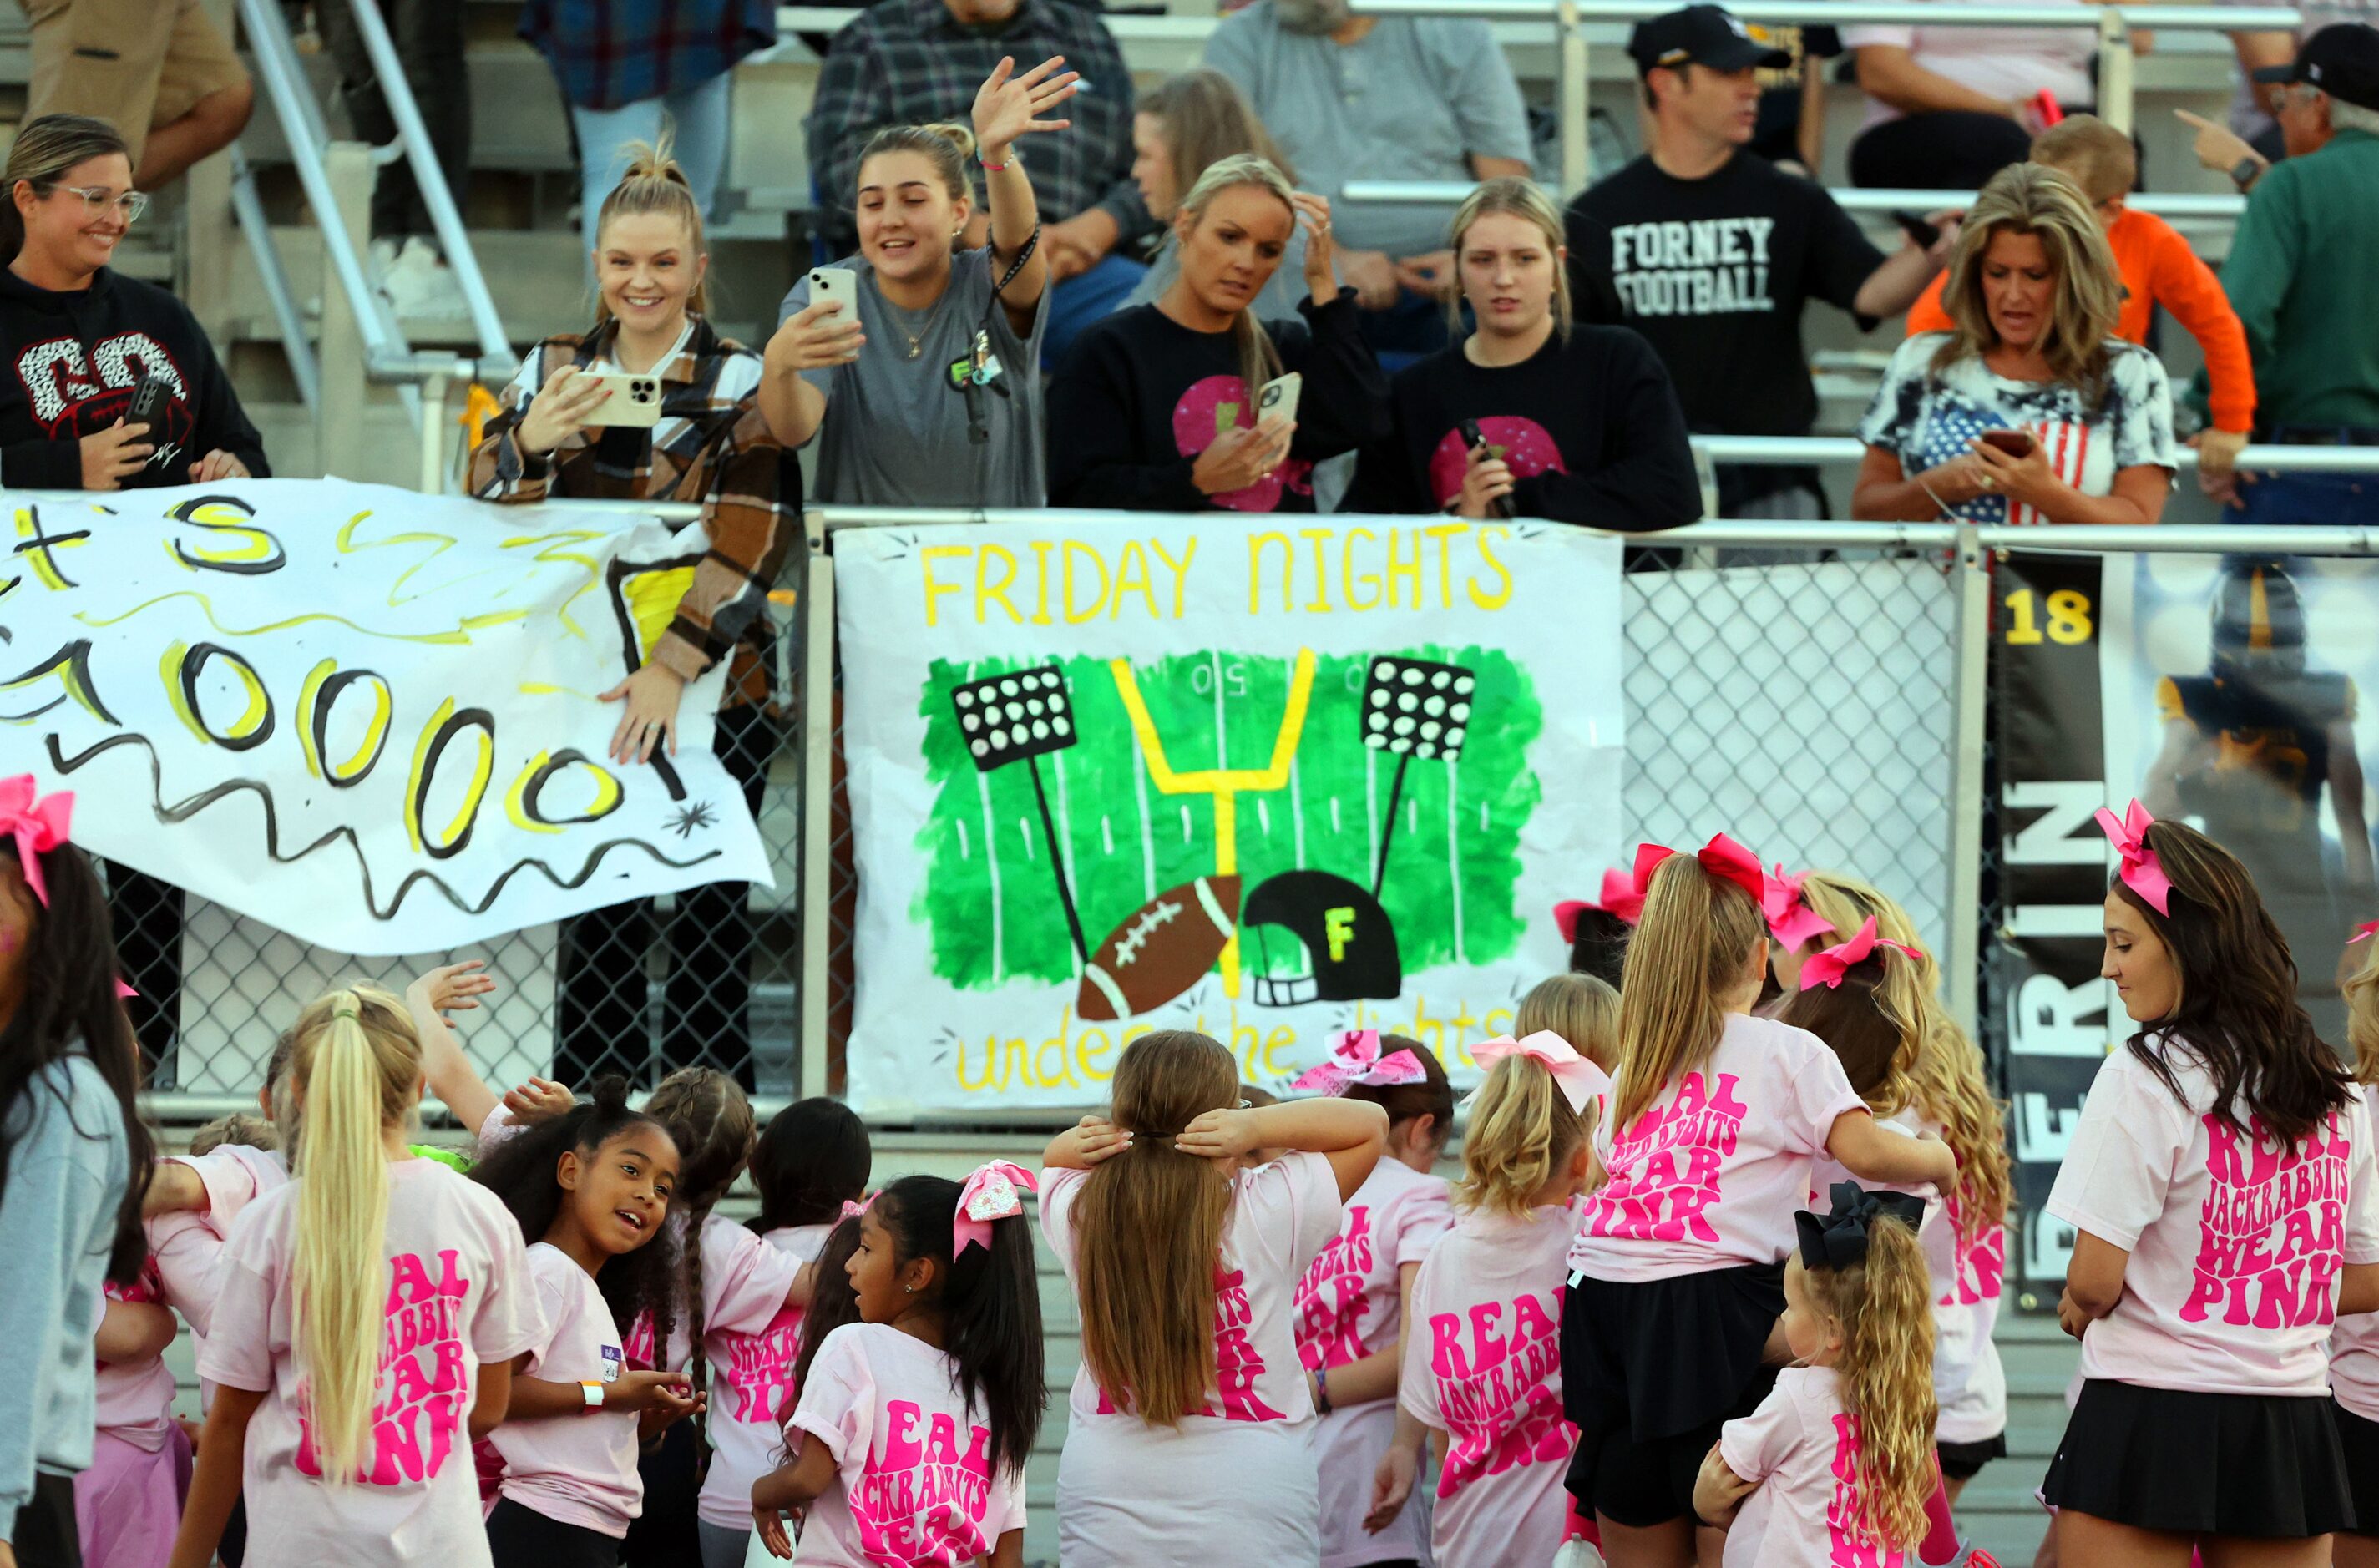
{"left": 21, "top": 0, "right": 249, "bottom": 169}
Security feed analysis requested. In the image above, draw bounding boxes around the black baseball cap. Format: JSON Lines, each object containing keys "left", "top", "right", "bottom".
{"left": 1627, "top": 5, "right": 1793, "bottom": 74}
{"left": 2251, "top": 22, "right": 2379, "bottom": 112}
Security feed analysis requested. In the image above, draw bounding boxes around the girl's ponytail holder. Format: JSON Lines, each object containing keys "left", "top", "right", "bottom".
{"left": 2094, "top": 799, "right": 2174, "bottom": 915}
{"left": 1289, "top": 1029, "right": 1426, "bottom": 1096}
{"left": 0, "top": 775, "right": 74, "bottom": 908}
{"left": 1631, "top": 832, "right": 1766, "bottom": 907}
{"left": 2348, "top": 920, "right": 2378, "bottom": 945}
{"left": 954, "top": 1160, "right": 1036, "bottom": 1257}
{"left": 1795, "top": 1181, "right": 1926, "bottom": 1270}
{"left": 1761, "top": 864, "right": 1834, "bottom": 950}
{"left": 1554, "top": 867, "right": 1645, "bottom": 936}
{"left": 1797, "top": 916, "right": 1924, "bottom": 990}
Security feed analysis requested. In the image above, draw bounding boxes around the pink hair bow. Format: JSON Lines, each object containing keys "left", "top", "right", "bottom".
{"left": 1798, "top": 916, "right": 1925, "bottom": 990}
{"left": 2094, "top": 800, "right": 2174, "bottom": 916}
{"left": 838, "top": 1197, "right": 868, "bottom": 1224}
{"left": 1555, "top": 870, "right": 1645, "bottom": 940}
{"left": 1762, "top": 865, "right": 1835, "bottom": 951}
{"left": 1632, "top": 833, "right": 1768, "bottom": 908}
{"left": 2350, "top": 921, "right": 2379, "bottom": 945}
{"left": 954, "top": 1161, "right": 1036, "bottom": 1257}
{"left": 0, "top": 776, "right": 74, "bottom": 908}
{"left": 1467, "top": 1030, "right": 1613, "bottom": 1116}
{"left": 1290, "top": 1029, "right": 1427, "bottom": 1095}
{"left": 116, "top": 979, "right": 138, "bottom": 999}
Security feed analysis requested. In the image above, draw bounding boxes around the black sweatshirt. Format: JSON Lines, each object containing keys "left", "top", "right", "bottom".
{"left": 0, "top": 266, "right": 269, "bottom": 488}
{"left": 1341, "top": 325, "right": 1703, "bottom": 532}
{"left": 1045, "top": 289, "right": 1389, "bottom": 513}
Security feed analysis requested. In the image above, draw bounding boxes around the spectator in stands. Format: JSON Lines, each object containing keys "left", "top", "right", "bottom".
{"left": 2192, "top": 23, "right": 2379, "bottom": 524}
{"left": 804, "top": 0, "right": 1143, "bottom": 364}
{"left": 1566, "top": 5, "right": 1957, "bottom": 518}
{"left": 519, "top": 0, "right": 777, "bottom": 256}
{"left": 468, "top": 141, "right": 796, "bottom": 1090}
{"left": 1842, "top": 0, "right": 2098, "bottom": 190}
{"left": 1746, "top": 23, "right": 1844, "bottom": 176}
{"left": 318, "top": 0, "right": 472, "bottom": 317}
{"left": 1906, "top": 117, "right": 2255, "bottom": 484}
{"left": 1344, "top": 178, "right": 1700, "bottom": 529}
{"left": 14, "top": 0, "right": 252, "bottom": 190}
{"left": 0, "top": 115, "right": 268, "bottom": 1075}
{"left": 1120, "top": 70, "right": 1312, "bottom": 321}
{"left": 764, "top": 59, "right": 1070, "bottom": 505}
{"left": 1045, "top": 155, "right": 1387, "bottom": 512}
{"left": 1853, "top": 163, "right": 2176, "bottom": 525}
{"left": 2210, "top": 3, "right": 2370, "bottom": 165}
{"left": 1205, "top": 0, "right": 1534, "bottom": 367}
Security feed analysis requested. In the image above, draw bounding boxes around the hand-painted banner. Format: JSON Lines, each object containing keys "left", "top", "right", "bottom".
{"left": 833, "top": 512, "right": 1626, "bottom": 1113}
{"left": 1992, "top": 549, "right": 2379, "bottom": 1310}
{"left": 3, "top": 477, "right": 771, "bottom": 954}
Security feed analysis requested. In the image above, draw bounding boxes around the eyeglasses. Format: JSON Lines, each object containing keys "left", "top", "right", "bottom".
{"left": 51, "top": 185, "right": 149, "bottom": 222}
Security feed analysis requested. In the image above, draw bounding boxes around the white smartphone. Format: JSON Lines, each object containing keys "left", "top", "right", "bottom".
{"left": 1256, "top": 370, "right": 1303, "bottom": 427}
{"left": 580, "top": 371, "right": 663, "bottom": 428}
{"left": 808, "top": 266, "right": 858, "bottom": 320}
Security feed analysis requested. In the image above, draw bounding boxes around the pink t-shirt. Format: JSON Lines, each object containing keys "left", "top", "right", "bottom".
{"left": 1294, "top": 1158, "right": 1452, "bottom": 1568}
{"left": 623, "top": 1211, "right": 806, "bottom": 1373}
{"left": 93, "top": 1264, "right": 176, "bottom": 1449}
{"left": 698, "top": 1222, "right": 835, "bottom": 1530}
{"left": 787, "top": 1321, "right": 1030, "bottom": 1567}
{"left": 1042, "top": 1152, "right": 1343, "bottom": 1430}
{"left": 1719, "top": 1366, "right": 1906, "bottom": 1568}
{"left": 1571, "top": 1014, "right": 1868, "bottom": 1282}
{"left": 168, "top": 1142, "right": 290, "bottom": 1232}
{"left": 1399, "top": 1200, "right": 1580, "bottom": 1568}
{"left": 1841, "top": 0, "right": 2098, "bottom": 129}
{"left": 197, "top": 1159, "right": 544, "bottom": 1568}
{"left": 488, "top": 1242, "right": 640, "bottom": 1536}
{"left": 2334, "top": 1310, "right": 2379, "bottom": 1422}
{"left": 2046, "top": 1046, "right": 2379, "bottom": 1397}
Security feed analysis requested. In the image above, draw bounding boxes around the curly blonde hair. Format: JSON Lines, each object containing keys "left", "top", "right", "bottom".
{"left": 1802, "top": 1216, "right": 1936, "bottom": 1550}
{"left": 1457, "top": 1052, "right": 1590, "bottom": 1217}
{"left": 1931, "top": 162, "right": 2123, "bottom": 407}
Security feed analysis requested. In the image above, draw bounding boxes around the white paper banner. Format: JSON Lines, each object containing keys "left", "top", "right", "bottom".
{"left": 833, "top": 513, "right": 1626, "bottom": 1114}
{"left": 2, "top": 477, "right": 770, "bottom": 955}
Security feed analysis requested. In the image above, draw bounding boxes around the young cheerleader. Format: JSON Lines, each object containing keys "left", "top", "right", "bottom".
{"left": 2042, "top": 805, "right": 2378, "bottom": 1563}
{"left": 1693, "top": 1185, "right": 1939, "bottom": 1568}
{"left": 750, "top": 1167, "right": 1045, "bottom": 1567}
{"left": 1289, "top": 1032, "right": 1456, "bottom": 1568}
{"left": 1369, "top": 1033, "right": 1609, "bottom": 1568}
{"left": 1039, "top": 1029, "right": 1388, "bottom": 1564}
{"left": 165, "top": 985, "right": 542, "bottom": 1568}
{"left": 472, "top": 1081, "right": 698, "bottom": 1565}
{"left": 696, "top": 1098, "right": 873, "bottom": 1568}
{"left": 1561, "top": 837, "right": 1956, "bottom": 1568}
{"left": 1516, "top": 972, "right": 1622, "bottom": 1075}
{"left": 2336, "top": 929, "right": 2379, "bottom": 1568}
{"left": 1554, "top": 874, "right": 1640, "bottom": 991}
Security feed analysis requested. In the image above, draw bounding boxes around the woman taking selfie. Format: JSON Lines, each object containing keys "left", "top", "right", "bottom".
{"left": 1046, "top": 154, "right": 1386, "bottom": 513}
{"left": 1344, "top": 177, "right": 1699, "bottom": 529}
{"left": 1851, "top": 161, "right": 2175, "bottom": 526}
{"left": 469, "top": 143, "right": 794, "bottom": 1090}
{"left": 762, "top": 56, "right": 1073, "bottom": 507}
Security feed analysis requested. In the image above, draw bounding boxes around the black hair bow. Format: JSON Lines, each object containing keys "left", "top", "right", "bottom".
{"left": 1794, "top": 1181, "right": 1926, "bottom": 1271}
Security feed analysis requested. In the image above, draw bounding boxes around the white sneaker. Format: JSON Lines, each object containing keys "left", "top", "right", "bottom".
{"left": 380, "top": 235, "right": 467, "bottom": 321}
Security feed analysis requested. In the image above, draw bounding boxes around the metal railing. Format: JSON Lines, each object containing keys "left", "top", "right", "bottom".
{"left": 1693, "top": 433, "right": 2379, "bottom": 472}
{"left": 1345, "top": 180, "right": 2252, "bottom": 220}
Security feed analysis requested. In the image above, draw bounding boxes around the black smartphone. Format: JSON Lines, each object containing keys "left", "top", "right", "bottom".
{"left": 1891, "top": 210, "right": 1940, "bottom": 250}
{"left": 1458, "top": 418, "right": 1512, "bottom": 520}
{"left": 1979, "top": 427, "right": 2037, "bottom": 458}
{"left": 126, "top": 367, "right": 173, "bottom": 440}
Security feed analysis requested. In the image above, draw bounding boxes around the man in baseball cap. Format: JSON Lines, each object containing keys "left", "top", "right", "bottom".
{"left": 1623, "top": 3, "right": 1790, "bottom": 74}
{"left": 2190, "top": 22, "right": 2379, "bottom": 521}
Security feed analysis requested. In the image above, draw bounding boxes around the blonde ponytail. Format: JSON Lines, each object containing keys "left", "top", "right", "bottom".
{"left": 1457, "top": 1054, "right": 1587, "bottom": 1217}
{"left": 1804, "top": 1216, "right": 1937, "bottom": 1550}
{"left": 287, "top": 984, "right": 422, "bottom": 1483}
{"left": 1612, "top": 855, "right": 1766, "bottom": 1134}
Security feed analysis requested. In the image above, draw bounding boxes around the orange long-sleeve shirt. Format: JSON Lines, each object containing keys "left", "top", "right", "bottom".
{"left": 1905, "top": 205, "right": 2256, "bottom": 434}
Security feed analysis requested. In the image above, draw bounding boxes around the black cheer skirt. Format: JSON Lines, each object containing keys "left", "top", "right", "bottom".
{"left": 2337, "top": 1399, "right": 2379, "bottom": 1538}
{"left": 1561, "top": 1262, "right": 1786, "bottom": 1523}
{"left": 2042, "top": 1379, "right": 2356, "bottom": 1537}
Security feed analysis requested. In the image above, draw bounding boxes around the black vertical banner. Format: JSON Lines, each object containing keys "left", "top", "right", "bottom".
{"left": 1990, "top": 550, "right": 2113, "bottom": 1313}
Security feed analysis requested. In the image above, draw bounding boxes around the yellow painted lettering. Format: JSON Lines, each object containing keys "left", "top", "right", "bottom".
{"left": 1062, "top": 540, "right": 1110, "bottom": 624}
{"left": 1324, "top": 906, "right": 1356, "bottom": 963}
{"left": 1385, "top": 530, "right": 1422, "bottom": 609}
{"left": 1468, "top": 524, "right": 1515, "bottom": 609}
{"left": 1150, "top": 537, "right": 1197, "bottom": 618}
{"left": 1262, "top": 1028, "right": 1297, "bottom": 1080}
{"left": 1030, "top": 539, "right": 1055, "bottom": 625}
{"left": 921, "top": 545, "right": 969, "bottom": 627}
{"left": 1341, "top": 527, "right": 1380, "bottom": 610}
{"left": 1248, "top": 530, "right": 1293, "bottom": 614}
{"left": 1299, "top": 529, "right": 1334, "bottom": 612}
{"left": 1425, "top": 523, "right": 1467, "bottom": 609}
{"left": 975, "top": 544, "right": 1022, "bottom": 625}
{"left": 1109, "top": 540, "right": 1158, "bottom": 620}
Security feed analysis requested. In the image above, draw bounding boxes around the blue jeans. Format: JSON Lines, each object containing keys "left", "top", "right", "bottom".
{"left": 2240, "top": 441, "right": 2379, "bottom": 528}
{"left": 570, "top": 72, "right": 732, "bottom": 256}
{"left": 1359, "top": 286, "right": 1453, "bottom": 373}
{"left": 1044, "top": 251, "right": 1148, "bottom": 367}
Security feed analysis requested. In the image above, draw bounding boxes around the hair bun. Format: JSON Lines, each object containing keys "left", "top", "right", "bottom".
{"left": 923, "top": 122, "right": 979, "bottom": 161}
{"left": 587, "top": 1074, "right": 631, "bottom": 1116}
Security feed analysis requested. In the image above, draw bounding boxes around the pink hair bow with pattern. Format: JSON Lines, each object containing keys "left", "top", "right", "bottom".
{"left": 838, "top": 1197, "right": 868, "bottom": 1224}
{"left": 1555, "top": 869, "right": 1645, "bottom": 939}
{"left": 1763, "top": 865, "right": 1835, "bottom": 951}
{"left": 954, "top": 1161, "right": 1036, "bottom": 1257}
{"left": 0, "top": 776, "right": 74, "bottom": 908}
{"left": 2351, "top": 921, "right": 2379, "bottom": 945}
{"left": 1798, "top": 916, "right": 1925, "bottom": 990}
{"left": 1466, "top": 1031, "right": 1613, "bottom": 1116}
{"left": 2095, "top": 800, "right": 2174, "bottom": 916}
{"left": 1632, "top": 833, "right": 1768, "bottom": 907}
{"left": 1290, "top": 1029, "right": 1427, "bottom": 1095}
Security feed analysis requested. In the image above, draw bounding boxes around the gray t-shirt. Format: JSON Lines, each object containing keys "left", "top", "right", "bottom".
{"left": 1203, "top": 3, "right": 1534, "bottom": 259}
{"left": 777, "top": 247, "right": 1050, "bottom": 507}
{"left": 1122, "top": 225, "right": 1314, "bottom": 321}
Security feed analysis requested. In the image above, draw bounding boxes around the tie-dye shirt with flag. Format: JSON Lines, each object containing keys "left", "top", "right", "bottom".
{"left": 1855, "top": 333, "right": 2176, "bottom": 525}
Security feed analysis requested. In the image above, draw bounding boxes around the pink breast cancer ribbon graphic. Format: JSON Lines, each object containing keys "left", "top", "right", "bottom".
{"left": 1799, "top": 917, "right": 1926, "bottom": 990}
{"left": 1290, "top": 1029, "right": 1427, "bottom": 1096}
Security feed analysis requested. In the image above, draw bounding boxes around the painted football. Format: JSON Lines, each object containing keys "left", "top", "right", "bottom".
{"left": 1076, "top": 874, "right": 1241, "bottom": 1022}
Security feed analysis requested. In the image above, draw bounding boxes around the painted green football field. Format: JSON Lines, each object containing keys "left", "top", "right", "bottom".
{"left": 909, "top": 646, "right": 1545, "bottom": 989}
